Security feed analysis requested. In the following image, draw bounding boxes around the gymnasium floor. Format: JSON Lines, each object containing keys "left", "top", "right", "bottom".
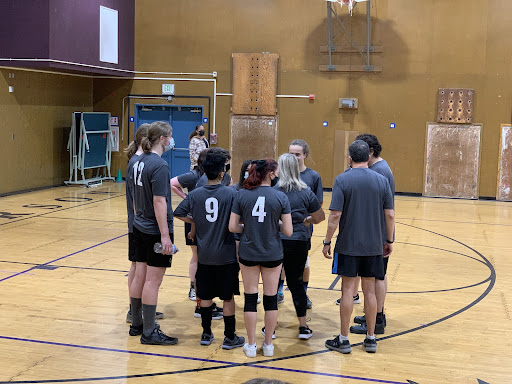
{"left": 0, "top": 183, "right": 510, "bottom": 384}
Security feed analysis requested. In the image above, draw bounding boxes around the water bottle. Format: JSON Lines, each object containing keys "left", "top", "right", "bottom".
{"left": 153, "top": 242, "right": 179, "bottom": 255}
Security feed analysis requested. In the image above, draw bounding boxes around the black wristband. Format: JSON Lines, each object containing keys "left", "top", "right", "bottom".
{"left": 386, "top": 239, "right": 394, "bottom": 244}
{"left": 323, "top": 239, "right": 331, "bottom": 246}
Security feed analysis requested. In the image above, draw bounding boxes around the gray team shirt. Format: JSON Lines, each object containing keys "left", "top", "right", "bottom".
{"left": 196, "top": 172, "right": 231, "bottom": 188}
{"left": 300, "top": 168, "right": 323, "bottom": 203}
{"left": 174, "top": 184, "right": 236, "bottom": 265}
{"left": 132, "top": 152, "right": 173, "bottom": 235}
{"left": 232, "top": 186, "right": 291, "bottom": 262}
{"left": 370, "top": 159, "right": 395, "bottom": 242}
{"left": 177, "top": 169, "right": 201, "bottom": 193}
{"left": 275, "top": 186, "right": 321, "bottom": 241}
{"left": 126, "top": 153, "right": 140, "bottom": 232}
{"left": 330, "top": 168, "right": 393, "bottom": 256}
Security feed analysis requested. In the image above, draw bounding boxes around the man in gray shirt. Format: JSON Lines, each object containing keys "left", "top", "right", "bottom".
{"left": 322, "top": 140, "right": 395, "bottom": 354}
{"left": 174, "top": 148, "right": 245, "bottom": 350}
{"left": 350, "top": 134, "right": 395, "bottom": 335}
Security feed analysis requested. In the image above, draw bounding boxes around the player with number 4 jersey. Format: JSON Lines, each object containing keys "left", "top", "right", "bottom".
{"left": 174, "top": 148, "right": 244, "bottom": 350}
{"left": 229, "top": 159, "right": 292, "bottom": 358}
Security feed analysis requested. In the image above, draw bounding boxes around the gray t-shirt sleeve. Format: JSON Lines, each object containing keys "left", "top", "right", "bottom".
{"left": 314, "top": 175, "right": 323, "bottom": 203}
{"left": 307, "top": 189, "right": 322, "bottom": 213}
{"left": 329, "top": 177, "right": 344, "bottom": 211}
{"left": 151, "top": 164, "right": 169, "bottom": 197}
{"left": 383, "top": 179, "right": 394, "bottom": 210}
{"left": 231, "top": 191, "right": 241, "bottom": 215}
{"left": 174, "top": 196, "right": 191, "bottom": 218}
{"left": 178, "top": 171, "right": 199, "bottom": 191}
{"left": 280, "top": 192, "right": 291, "bottom": 215}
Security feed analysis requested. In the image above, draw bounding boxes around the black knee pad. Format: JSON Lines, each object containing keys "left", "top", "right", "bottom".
{"left": 263, "top": 294, "right": 278, "bottom": 311}
{"left": 244, "top": 293, "right": 258, "bottom": 312}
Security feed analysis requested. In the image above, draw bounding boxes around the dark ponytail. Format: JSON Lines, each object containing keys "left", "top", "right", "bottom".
{"left": 124, "top": 123, "right": 150, "bottom": 159}
{"left": 243, "top": 158, "right": 277, "bottom": 190}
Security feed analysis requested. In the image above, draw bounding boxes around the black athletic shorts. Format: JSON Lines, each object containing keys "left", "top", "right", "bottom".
{"left": 239, "top": 258, "right": 283, "bottom": 269}
{"left": 133, "top": 227, "right": 175, "bottom": 268}
{"left": 128, "top": 232, "right": 137, "bottom": 262}
{"left": 195, "top": 262, "right": 240, "bottom": 301}
{"left": 184, "top": 222, "right": 197, "bottom": 246}
{"left": 332, "top": 253, "right": 384, "bottom": 278}
{"left": 376, "top": 257, "right": 389, "bottom": 280}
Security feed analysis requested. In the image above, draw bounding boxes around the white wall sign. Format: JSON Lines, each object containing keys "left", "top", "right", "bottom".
{"left": 100, "top": 6, "right": 119, "bottom": 64}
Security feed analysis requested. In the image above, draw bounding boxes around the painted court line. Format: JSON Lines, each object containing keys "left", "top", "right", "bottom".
{"left": 0, "top": 335, "right": 407, "bottom": 384}
{"left": 0, "top": 234, "right": 127, "bottom": 283}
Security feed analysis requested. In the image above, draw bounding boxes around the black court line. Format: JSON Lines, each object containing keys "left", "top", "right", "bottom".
{"left": 0, "top": 194, "right": 125, "bottom": 227}
{"left": 0, "top": 220, "right": 496, "bottom": 383}
{"left": 396, "top": 217, "right": 512, "bottom": 228}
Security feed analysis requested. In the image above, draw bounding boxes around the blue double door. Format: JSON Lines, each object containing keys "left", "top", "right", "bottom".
{"left": 134, "top": 104, "right": 204, "bottom": 178}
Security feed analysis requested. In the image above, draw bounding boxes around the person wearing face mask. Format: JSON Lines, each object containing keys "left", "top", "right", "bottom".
{"left": 129, "top": 121, "right": 178, "bottom": 346}
{"left": 189, "top": 125, "right": 209, "bottom": 171}
{"left": 196, "top": 149, "right": 232, "bottom": 188}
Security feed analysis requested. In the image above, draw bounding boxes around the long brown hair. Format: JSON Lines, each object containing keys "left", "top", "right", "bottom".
{"left": 189, "top": 124, "right": 203, "bottom": 141}
{"left": 141, "top": 121, "right": 172, "bottom": 153}
{"left": 243, "top": 158, "right": 277, "bottom": 190}
{"left": 124, "top": 123, "right": 150, "bottom": 159}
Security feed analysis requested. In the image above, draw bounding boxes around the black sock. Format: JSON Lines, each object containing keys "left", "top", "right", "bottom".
{"left": 190, "top": 281, "right": 194, "bottom": 289}
{"left": 376, "top": 311, "right": 384, "bottom": 324}
{"left": 224, "top": 315, "right": 236, "bottom": 339}
{"left": 201, "top": 305, "right": 213, "bottom": 335}
{"left": 130, "top": 298, "right": 142, "bottom": 327}
{"left": 303, "top": 281, "right": 309, "bottom": 293}
{"left": 142, "top": 304, "right": 157, "bottom": 336}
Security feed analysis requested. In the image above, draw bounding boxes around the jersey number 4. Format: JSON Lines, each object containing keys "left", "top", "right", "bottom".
{"left": 252, "top": 196, "right": 267, "bottom": 223}
{"left": 133, "top": 161, "right": 145, "bottom": 187}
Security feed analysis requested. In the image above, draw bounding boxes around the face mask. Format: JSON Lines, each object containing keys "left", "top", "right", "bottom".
{"left": 225, "top": 163, "right": 231, "bottom": 172}
{"left": 198, "top": 130, "right": 205, "bottom": 137}
{"left": 164, "top": 138, "right": 175, "bottom": 152}
{"left": 244, "top": 171, "right": 249, "bottom": 179}
{"left": 271, "top": 176, "right": 278, "bottom": 187}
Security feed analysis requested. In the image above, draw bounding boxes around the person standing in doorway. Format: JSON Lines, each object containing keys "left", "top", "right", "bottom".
{"left": 189, "top": 125, "right": 209, "bottom": 171}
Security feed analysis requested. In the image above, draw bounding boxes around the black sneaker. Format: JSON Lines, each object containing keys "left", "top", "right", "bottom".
{"left": 129, "top": 324, "right": 143, "bottom": 336}
{"left": 298, "top": 326, "right": 313, "bottom": 340}
{"left": 363, "top": 337, "right": 377, "bottom": 353}
{"left": 350, "top": 322, "right": 385, "bottom": 335}
{"left": 325, "top": 335, "right": 351, "bottom": 354}
{"left": 126, "top": 310, "right": 164, "bottom": 323}
{"left": 140, "top": 327, "right": 178, "bottom": 345}
{"left": 200, "top": 332, "right": 214, "bottom": 346}
{"left": 306, "top": 295, "right": 313, "bottom": 309}
{"left": 354, "top": 313, "right": 387, "bottom": 327}
{"left": 261, "top": 327, "right": 276, "bottom": 339}
{"left": 222, "top": 334, "right": 245, "bottom": 349}
{"left": 194, "top": 307, "right": 201, "bottom": 318}
{"left": 194, "top": 305, "right": 223, "bottom": 320}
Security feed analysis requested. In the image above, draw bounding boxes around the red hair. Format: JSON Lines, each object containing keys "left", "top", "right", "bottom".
{"left": 243, "top": 158, "right": 278, "bottom": 190}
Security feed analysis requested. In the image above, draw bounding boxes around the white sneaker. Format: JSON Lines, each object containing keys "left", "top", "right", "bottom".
{"left": 262, "top": 342, "right": 274, "bottom": 357}
{"left": 261, "top": 326, "right": 276, "bottom": 339}
{"left": 188, "top": 287, "right": 196, "bottom": 301}
{"left": 257, "top": 293, "right": 261, "bottom": 304}
{"left": 243, "top": 343, "right": 257, "bottom": 358}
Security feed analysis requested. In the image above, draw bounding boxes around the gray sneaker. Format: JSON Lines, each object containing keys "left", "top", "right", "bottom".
{"left": 277, "top": 293, "right": 285, "bottom": 304}
{"left": 140, "top": 328, "right": 178, "bottom": 345}
{"left": 325, "top": 335, "right": 352, "bottom": 354}
{"left": 363, "top": 337, "right": 377, "bottom": 353}
{"left": 222, "top": 334, "right": 245, "bottom": 349}
{"left": 200, "top": 332, "right": 214, "bottom": 346}
{"left": 306, "top": 295, "right": 313, "bottom": 309}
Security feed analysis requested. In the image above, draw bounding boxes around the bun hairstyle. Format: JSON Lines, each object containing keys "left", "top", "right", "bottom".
{"left": 124, "top": 123, "right": 150, "bottom": 159}
{"left": 243, "top": 158, "right": 278, "bottom": 190}
{"left": 141, "top": 121, "right": 172, "bottom": 153}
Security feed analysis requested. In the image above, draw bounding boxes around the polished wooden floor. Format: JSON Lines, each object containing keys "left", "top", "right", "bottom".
{"left": 0, "top": 183, "right": 510, "bottom": 384}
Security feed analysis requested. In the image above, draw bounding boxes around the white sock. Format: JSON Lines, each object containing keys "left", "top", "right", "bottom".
{"left": 366, "top": 333, "right": 376, "bottom": 340}
{"left": 249, "top": 343, "right": 257, "bottom": 348}
{"left": 339, "top": 334, "right": 349, "bottom": 341}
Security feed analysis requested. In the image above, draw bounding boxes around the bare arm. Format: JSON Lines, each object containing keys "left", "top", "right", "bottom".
{"left": 280, "top": 213, "right": 293, "bottom": 237}
{"left": 322, "top": 210, "right": 342, "bottom": 259}
{"left": 229, "top": 212, "right": 244, "bottom": 233}
{"left": 175, "top": 215, "right": 194, "bottom": 224}
{"left": 383, "top": 208, "right": 395, "bottom": 257}
{"left": 309, "top": 207, "right": 325, "bottom": 224}
{"left": 153, "top": 195, "right": 173, "bottom": 255}
{"left": 170, "top": 177, "right": 187, "bottom": 199}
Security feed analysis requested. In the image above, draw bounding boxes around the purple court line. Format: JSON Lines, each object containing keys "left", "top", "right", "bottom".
{"left": 0, "top": 233, "right": 128, "bottom": 283}
{"left": 0, "top": 335, "right": 408, "bottom": 384}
